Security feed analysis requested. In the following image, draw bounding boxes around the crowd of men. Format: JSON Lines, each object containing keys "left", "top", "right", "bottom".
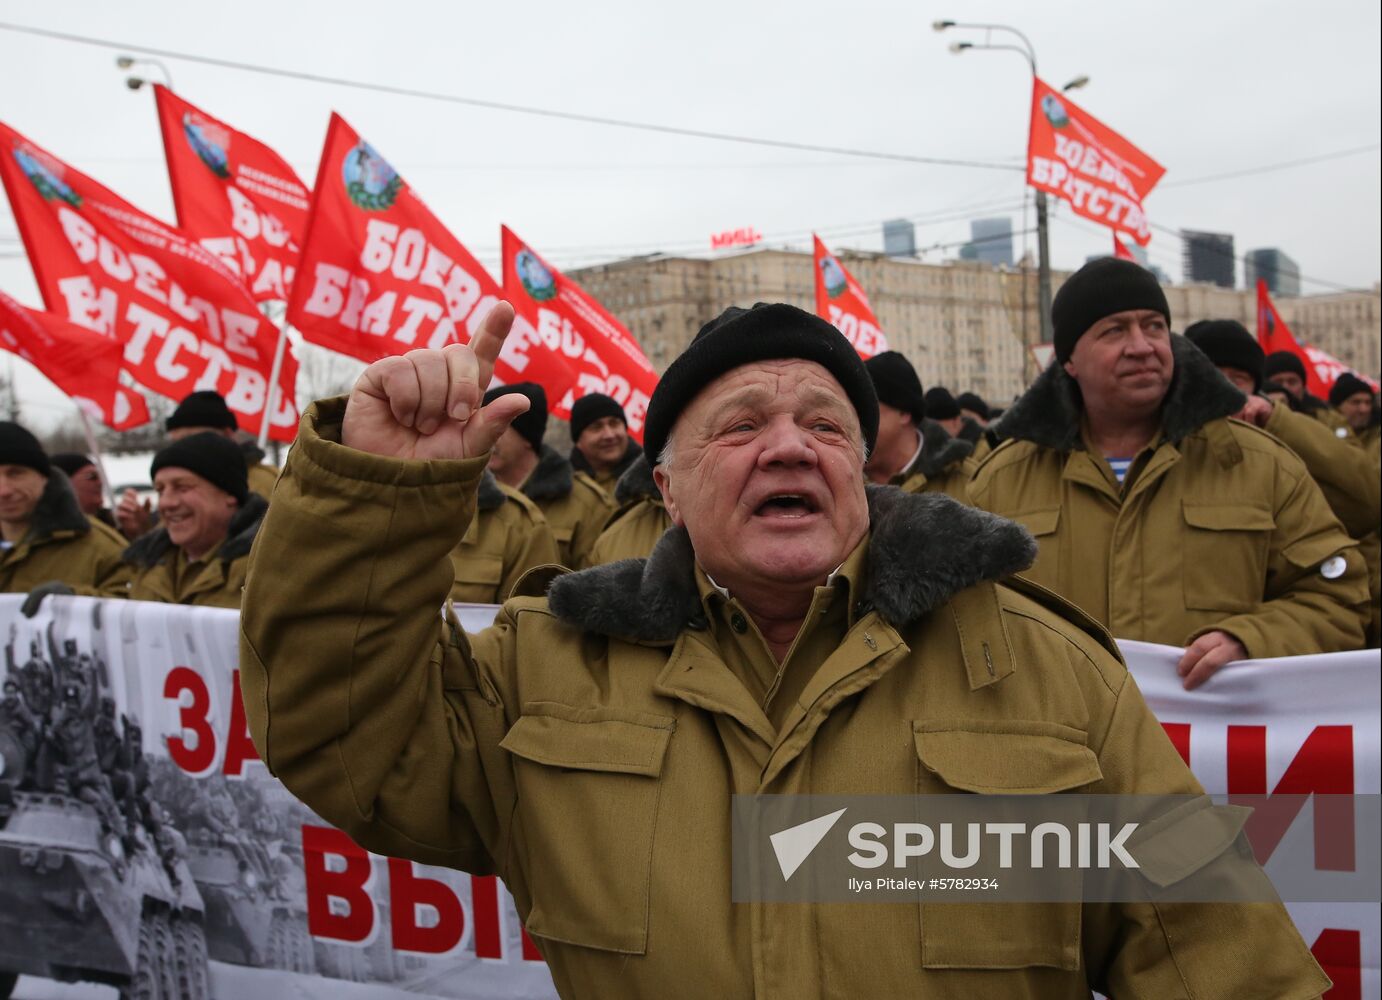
{"left": 1, "top": 258, "right": 1378, "bottom": 678}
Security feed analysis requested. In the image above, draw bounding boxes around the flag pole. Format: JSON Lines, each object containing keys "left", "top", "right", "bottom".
{"left": 257, "top": 307, "right": 289, "bottom": 452}
{"left": 77, "top": 408, "right": 115, "bottom": 509}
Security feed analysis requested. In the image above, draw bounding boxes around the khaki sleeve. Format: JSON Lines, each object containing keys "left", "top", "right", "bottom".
{"left": 1081, "top": 669, "right": 1330, "bottom": 999}
{"left": 239, "top": 397, "right": 517, "bottom": 872}
{"left": 1266, "top": 403, "right": 1380, "bottom": 539}
{"left": 1195, "top": 454, "right": 1368, "bottom": 657}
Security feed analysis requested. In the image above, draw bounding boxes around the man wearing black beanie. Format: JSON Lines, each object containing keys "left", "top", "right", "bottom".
{"left": 1262, "top": 351, "right": 1353, "bottom": 437}
{"left": 118, "top": 431, "right": 266, "bottom": 608}
{"left": 569, "top": 392, "right": 643, "bottom": 495}
{"left": 1329, "top": 372, "right": 1376, "bottom": 438}
{"left": 863, "top": 351, "right": 975, "bottom": 501}
{"left": 974, "top": 258, "right": 1367, "bottom": 688}
{"left": 0, "top": 421, "right": 127, "bottom": 601}
{"left": 481, "top": 382, "right": 606, "bottom": 570}
{"left": 244, "top": 300, "right": 1327, "bottom": 997}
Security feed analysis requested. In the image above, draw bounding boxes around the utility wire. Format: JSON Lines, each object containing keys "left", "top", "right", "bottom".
{"left": 0, "top": 21, "right": 1022, "bottom": 173}
{"left": 1159, "top": 144, "right": 1381, "bottom": 188}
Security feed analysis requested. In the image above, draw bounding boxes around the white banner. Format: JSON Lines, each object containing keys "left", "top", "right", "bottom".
{"left": 0, "top": 598, "right": 1375, "bottom": 999}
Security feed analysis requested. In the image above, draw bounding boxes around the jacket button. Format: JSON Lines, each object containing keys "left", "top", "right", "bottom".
{"left": 730, "top": 613, "right": 748, "bottom": 633}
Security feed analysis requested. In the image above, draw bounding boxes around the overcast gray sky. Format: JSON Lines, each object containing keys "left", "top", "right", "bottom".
{"left": 2, "top": 0, "right": 1379, "bottom": 427}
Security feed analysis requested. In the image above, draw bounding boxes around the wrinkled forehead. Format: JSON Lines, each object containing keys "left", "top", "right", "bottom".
{"left": 675, "top": 358, "right": 857, "bottom": 434}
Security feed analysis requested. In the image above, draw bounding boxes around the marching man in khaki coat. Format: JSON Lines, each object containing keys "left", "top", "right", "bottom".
{"left": 862, "top": 351, "right": 976, "bottom": 501}
{"left": 971, "top": 260, "right": 1367, "bottom": 689}
{"left": 243, "top": 301, "right": 1328, "bottom": 998}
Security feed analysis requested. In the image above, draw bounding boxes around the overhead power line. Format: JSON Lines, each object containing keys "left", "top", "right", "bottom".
{"left": 1159, "top": 144, "right": 1381, "bottom": 188}
{"left": 0, "top": 21, "right": 1022, "bottom": 173}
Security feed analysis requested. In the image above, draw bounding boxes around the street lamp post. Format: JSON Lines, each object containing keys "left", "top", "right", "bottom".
{"left": 115, "top": 55, "right": 175, "bottom": 91}
{"left": 934, "top": 21, "right": 1087, "bottom": 365}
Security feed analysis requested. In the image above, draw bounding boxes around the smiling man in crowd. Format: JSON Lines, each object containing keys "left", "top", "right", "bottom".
{"left": 120, "top": 432, "right": 267, "bottom": 608}
{"left": 971, "top": 259, "right": 1367, "bottom": 688}
{"left": 568, "top": 392, "right": 642, "bottom": 495}
{"left": 242, "top": 300, "right": 1327, "bottom": 998}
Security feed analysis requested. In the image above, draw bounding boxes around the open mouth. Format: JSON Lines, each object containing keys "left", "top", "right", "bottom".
{"left": 754, "top": 493, "right": 819, "bottom": 519}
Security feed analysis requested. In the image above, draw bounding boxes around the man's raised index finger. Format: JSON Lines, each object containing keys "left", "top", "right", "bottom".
{"left": 469, "top": 300, "right": 516, "bottom": 383}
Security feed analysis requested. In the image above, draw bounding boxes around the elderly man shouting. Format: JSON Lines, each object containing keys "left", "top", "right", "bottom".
{"left": 242, "top": 301, "right": 1326, "bottom": 998}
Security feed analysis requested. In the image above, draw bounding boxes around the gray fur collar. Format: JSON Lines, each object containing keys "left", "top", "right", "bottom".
{"left": 24, "top": 471, "right": 91, "bottom": 543}
{"left": 993, "top": 334, "right": 1245, "bottom": 452}
{"left": 547, "top": 485, "right": 1036, "bottom": 643}
{"left": 477, "top": 470, "right": 506, "bottom": 511}
{"left": 614, "top": 453, "right": 660, "bottom": 505}
{"left": 570, "top": 440, "right": 644, "bottom": 481}
{"left": 906, "top": 420, "right": 973, "bottom": 479}
{"left": 122, "top": 494, "right": 269, "bottom": 569}
{"left": 521, "top": 446, "right": 573, "bottom": 503}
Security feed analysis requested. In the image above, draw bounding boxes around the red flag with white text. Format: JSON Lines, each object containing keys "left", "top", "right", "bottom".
{"left": 0, "top": 121, "right": 299, "bottom": 441}
{"left": 0, "top": 289, "right": 149, "bottom": 430}
{"left": 1257, "top": 280, "right": 1331, "bottom": 399}
{"left": 1027, "top": 78, "right": 1165, "bottom": 246}
{"left": 1112, "top": 235, "right": 1136, "bottom": 261}
{"left": 500, "top": 226, "right": 655, "bottom": 440}
{"left": 153, "top": 84, "right": 310, "bottom": 303}
{"left": 289, "top": 115, "right": 573, "bottom": 400}
{"left": 812, "top": 235, "right": 888, "bottom": 359}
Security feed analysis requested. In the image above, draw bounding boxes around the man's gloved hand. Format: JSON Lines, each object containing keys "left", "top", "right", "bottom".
{"left": 21, "top": 581, "right": 75, "bottom": 618}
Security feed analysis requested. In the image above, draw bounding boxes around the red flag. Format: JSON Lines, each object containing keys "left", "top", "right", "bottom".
{"left": 1027, "top": 78, "right": 1165, "bottom": 246}
{"left": 288, "top": 115, "right": 572, "bottom": 396}
{"left": 0, "top": 121, "right": 299, "bottom": 441}
{"left": 1257, "top": 280, "right": 1330, "bottom": 398}
{"left": 1302, "top": 344, "right": 1380, "bottom": 395}
{"left": 1112, "top": 235, "right": 1136, "bottom": 261}
{"left": 0, "top": 289, "right": 149, "bottom": 430}
{"left": 500, "top": 226, "right": 656, "bottom": 441}
{"left": 153, "top": 84, "right": 309, "bottom": 303}
{"left": 812, "top": 235, "right": 888, "bottom": 359}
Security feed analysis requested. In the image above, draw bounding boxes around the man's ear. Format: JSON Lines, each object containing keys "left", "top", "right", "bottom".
{"left": 1062, "top": 358, "right": 1078, "bottom": 379}
{"left": 652, "top": 464, "right": 684, "bottom": 528}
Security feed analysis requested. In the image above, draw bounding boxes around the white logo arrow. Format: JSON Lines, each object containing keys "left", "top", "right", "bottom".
{"left": 769, "top": 807, "right": 847, "bottom": 881}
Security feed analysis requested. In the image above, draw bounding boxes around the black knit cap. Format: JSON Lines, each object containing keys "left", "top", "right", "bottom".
{"left": 569, "top": 393, "right": 627, "bottom": 442}
{"left": 956, "top": 391, "right": 990, "bottom": 421}
{"left": 923, "top": 387, "right": 960, "bottom": 421}
{"left": 643, "top": 303, "right": 878, "bottom": 465}
{"left": 151, "top": 432, "right": 248, "bottom": 505}
{"left": 49, "top": 452, "right": 95, "bottom": 478}
{"left": 1184, "top": 319, "right": 1265, "bottom": 392}
{"left": 0, "top": 422, "right": 49, "bottom": 476}
{"left": 483, "top": 382, "right": 547, "bottom": 454}
{"left": 864, "top": 351, "right": 926, "bottom": 424}
{"left": 166, "top": 390, "right": 238, "bottom": 432}
{"left": 1052, "top": 258, "right": 1170, "bottom": 363}
{"left": 1264, "top": 350, "right": 1308, "bottom": 383}
{"left": 1330, "top": 372, "right": 1373, "bottom": 407}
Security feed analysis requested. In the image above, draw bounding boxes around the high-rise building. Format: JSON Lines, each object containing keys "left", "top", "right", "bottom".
{"left": 967, "top": 217, "right": 1015, "bottom": 268}
{"left": 1181, "top": 230, "right": 1236, "bottom": 289}
{"left": 1244, "top": 248, "right": 1301, "bottom": 297}
{"left": 883, "top": 219, "right": 916, "bottom": 258}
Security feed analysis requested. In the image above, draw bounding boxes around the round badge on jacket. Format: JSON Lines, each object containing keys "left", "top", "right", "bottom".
{"left": 1320, "top": 555, "right": 1348, "bottom": 580}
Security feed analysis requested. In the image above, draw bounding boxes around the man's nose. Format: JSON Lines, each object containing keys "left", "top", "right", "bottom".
{"left": 756, "top": 418, "right": 817, "bottom": 467}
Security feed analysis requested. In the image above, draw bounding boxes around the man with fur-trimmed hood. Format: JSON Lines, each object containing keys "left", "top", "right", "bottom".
{"left": 242, "top": 299, "right": 1328, "bottom": 998}
{"left": 120, "top": 432, "right": 267, "bottom": 608}
{"left": 863, "top": 351, "right": 976, "bottom": 501}
{"left": 971, "top": 259, "right": 1367, "bottom": 689}
{"left": 483, "top": 382, "right": 612, "bottom": 569}
{"left": 0, "top": 422, "right": 127, "bottom": 600}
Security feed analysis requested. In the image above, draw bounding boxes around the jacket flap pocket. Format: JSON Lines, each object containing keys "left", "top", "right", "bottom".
{"left": 1282, "top": 534, "right": 1353, "bottom": 571}
{"left": 452, "top": 554, "right": 504, "bottom": 585}
{"left": 914, "top": 720, "right": 1102, "bottom": 794}
{"left": 550, "top": 526, "right": 575, "bottom": 545}
{"left": 1013, "top": 507, "right": 1061, "bottom": 536}
{"left": 501, "top": 702, "right": 674, "bottom": 777}
{"left": 1182, "top": 502, "right": 1275, "bottom": 532}
{"left": 1128, "top": 798, "right": 1251, "bottom": 887}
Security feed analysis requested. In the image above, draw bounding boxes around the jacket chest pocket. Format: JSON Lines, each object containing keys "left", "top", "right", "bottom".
{"left": 912, "top": 720, "right": 1102, "bottom": 972}
{"left": 500, "top": 702, "right": 674, "bottom": 954}
{"left": 549, "top": 526, "right": 575, "bottom": 562}
{"left": 449, "top": 552, "right": 504, "bottom": 604}
{"left": 1180, "top": 502, "right": 1274, "bottom": 612}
